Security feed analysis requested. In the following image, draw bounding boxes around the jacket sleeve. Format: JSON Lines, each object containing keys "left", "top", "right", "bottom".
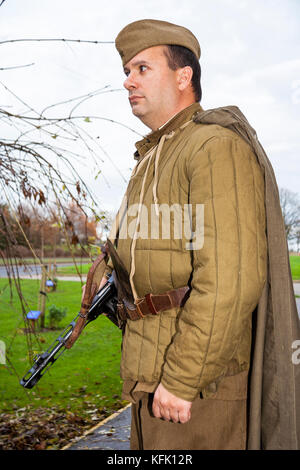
{"left": 161, "top": 133, "right": 267, "bottom": 401}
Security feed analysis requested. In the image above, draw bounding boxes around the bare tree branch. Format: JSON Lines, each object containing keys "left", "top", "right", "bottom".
{"left": 0, "top": 35, "right": 123, "bottom": 387}
{"left": 1, "top": 108, "right": 143, "bottom": 137}
{"left": 0, "top": 63, "right": 35, "bottom": 71}
{"left": 0, "top": 38, "right": 114, "bottom": 46}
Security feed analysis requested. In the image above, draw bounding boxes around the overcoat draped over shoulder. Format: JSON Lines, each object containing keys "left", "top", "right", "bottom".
{"left": 194, "top": 106, "right": 300, "bottom": 450}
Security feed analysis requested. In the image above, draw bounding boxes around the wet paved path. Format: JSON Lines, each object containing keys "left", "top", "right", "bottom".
{"left": 62, "top": 404, "right": 131, "bottom": 450}
{"left": 0, "top": 263, "right": 79, "bottom": 278}
{"left": 294, "top": 282, "right": 300, "bottom": 315}
{"left": 294, "top": 282, "right": 300, "bottom": 296}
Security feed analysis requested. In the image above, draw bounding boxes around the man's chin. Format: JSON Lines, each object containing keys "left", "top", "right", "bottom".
{"left": 131, "top": 104, "right": 144, "bottom": 117}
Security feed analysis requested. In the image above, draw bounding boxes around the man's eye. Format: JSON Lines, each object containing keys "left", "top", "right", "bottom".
{"left": 140, "top": 65, "right": 147, "bottom": 73}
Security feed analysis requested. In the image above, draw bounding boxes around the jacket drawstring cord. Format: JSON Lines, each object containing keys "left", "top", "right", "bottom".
{"left": 129, "top": 144, "right": 159, "bottom": 301}
{"left": 152, "top": 131, "right": 175, "bottom": 216}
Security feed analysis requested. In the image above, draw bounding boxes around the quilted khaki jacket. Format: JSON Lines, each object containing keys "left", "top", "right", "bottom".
{"left": 110, "top": 102, "right": 267, "bottom": 401}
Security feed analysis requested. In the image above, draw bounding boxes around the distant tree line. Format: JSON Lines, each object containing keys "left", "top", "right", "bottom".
{"left": 279, "top": 188, "right": 300, "bottom": 252}
{"left": 0, "top": 200, "right": 111, "bottom": 259}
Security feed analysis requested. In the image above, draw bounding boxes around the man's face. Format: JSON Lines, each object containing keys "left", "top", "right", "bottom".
{"left": 123, "top": 46, "right": 180, "bottom": 130}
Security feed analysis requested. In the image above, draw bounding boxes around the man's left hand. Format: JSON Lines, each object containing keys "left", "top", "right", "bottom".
{"left": 152, "top": 383, "right": 192, "bottom": 424}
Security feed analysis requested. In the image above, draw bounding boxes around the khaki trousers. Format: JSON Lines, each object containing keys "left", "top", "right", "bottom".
{"left": 130, "top": 392, "right": 247, "bottom": 450}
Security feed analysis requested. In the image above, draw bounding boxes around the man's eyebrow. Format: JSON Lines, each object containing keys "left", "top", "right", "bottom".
{"left": 123, "top": 59, "right": 151, "bottom": 72}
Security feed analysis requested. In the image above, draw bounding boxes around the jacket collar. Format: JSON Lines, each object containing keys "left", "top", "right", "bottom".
{"left": 134, "top": 102, "right": 203, "bottom": 159}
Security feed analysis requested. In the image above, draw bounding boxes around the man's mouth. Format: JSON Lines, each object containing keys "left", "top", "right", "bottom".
{"left": 129, "top": 95, "right": 144, "bottom": 103}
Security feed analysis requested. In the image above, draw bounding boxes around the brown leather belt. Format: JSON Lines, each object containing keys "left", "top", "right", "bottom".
{"left": 117, "top": 286, "right": 190, "bottom": 321}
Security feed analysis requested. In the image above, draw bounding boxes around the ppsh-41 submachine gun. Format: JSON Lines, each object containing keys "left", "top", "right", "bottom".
{"left": 20, "top": 252, "right": 119, "bottom": 389}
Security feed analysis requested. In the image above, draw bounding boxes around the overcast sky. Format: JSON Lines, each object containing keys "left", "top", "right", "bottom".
{"left": 1, "top": 0, "right": 299, "bottom": 214}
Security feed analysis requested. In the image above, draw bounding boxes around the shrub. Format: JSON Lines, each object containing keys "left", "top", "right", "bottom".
{"left": 11, "top": 245, "right": 32, "bottom": 258}
{"left": 47, "top": 304, "right": 67, "bottom": 328}
{"left": 54, "top": 247, "right": 66, "bottom": 257}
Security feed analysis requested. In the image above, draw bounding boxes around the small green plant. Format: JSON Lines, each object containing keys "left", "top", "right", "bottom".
{"left": 47, "top": 304, "right": 67, "bottom": 328}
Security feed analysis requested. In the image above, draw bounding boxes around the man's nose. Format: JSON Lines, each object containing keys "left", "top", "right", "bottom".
{"left": 123, "top": 72, "right": 137, "bottom": 90}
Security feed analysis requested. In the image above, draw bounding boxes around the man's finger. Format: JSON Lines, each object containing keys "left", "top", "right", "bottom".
{"left": 152, "top": 398, "right": 162, "bottom": 419}
{"left": 178, "top": 408, "right": 191, "bottom": 424}
{"left": 160, "top": 406, "right": 171, "bottom": 422}
{"left": 169, "top": 409, "right": 180, "bottom": 423}
{"left": 99, "top": 276, "right": 108, "bottom": 289}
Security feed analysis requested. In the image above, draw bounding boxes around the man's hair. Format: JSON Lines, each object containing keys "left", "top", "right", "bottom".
{"left": 164, "top": 45, "right": 202, "bottom": 102}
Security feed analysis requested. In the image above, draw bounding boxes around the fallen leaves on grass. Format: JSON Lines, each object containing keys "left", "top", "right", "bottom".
{"left": 0, "top": 405, "right": 109, "bottom": 450}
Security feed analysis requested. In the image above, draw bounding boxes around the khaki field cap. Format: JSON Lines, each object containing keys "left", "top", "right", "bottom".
{"left": 115, "top": 19, "right": 201, "bottom": 66}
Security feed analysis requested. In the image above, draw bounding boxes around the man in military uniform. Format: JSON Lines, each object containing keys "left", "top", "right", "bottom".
{"left": 99, "top": 19, "right": 299, "bottom": 450}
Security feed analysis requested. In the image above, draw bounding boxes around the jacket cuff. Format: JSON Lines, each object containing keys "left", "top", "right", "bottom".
{"left": 160, "top": 373, "right": 199, "bottom": 402}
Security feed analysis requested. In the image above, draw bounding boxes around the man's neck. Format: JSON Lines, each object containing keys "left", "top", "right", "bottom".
{"left": 158, "top": 110, "right": 182, "bottom": 130}
{"left": 147, "top": 100, "right": 197, "bottom": 131}
{"left": 135, "top": 102, "right": 202, "bottom": 158}
{"left": 160, "top": 102, "right": 198, "bottom": 129}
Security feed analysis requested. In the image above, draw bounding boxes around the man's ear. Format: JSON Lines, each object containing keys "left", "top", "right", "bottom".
{"left": 177, "top": 66, "right": 193, "bottom": 91}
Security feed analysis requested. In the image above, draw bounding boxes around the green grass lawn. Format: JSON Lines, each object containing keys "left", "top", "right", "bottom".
{"left": 56, "top": 263, "right": 91, "bottom": 275}
{"left": 0, "top": 278, "right": 125, "bottom": 417}
{"left": 290, "top": 255, "right": 300, "bottom": 281}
